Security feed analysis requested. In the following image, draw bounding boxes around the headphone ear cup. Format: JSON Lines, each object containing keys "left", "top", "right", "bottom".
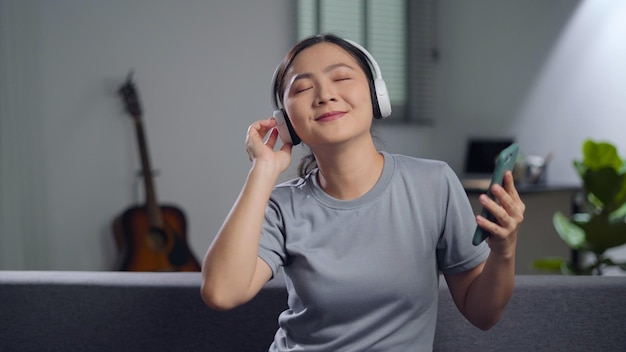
{"left": 373, "top": 78, "right": 392, "bottom": 119}
{"left": 273, "top": 109, "right": 301, "bottom": 146}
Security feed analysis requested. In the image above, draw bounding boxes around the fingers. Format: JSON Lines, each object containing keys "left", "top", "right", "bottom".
{"left": 502, "top": 171, "right": 522, "bottom": 205}
{"left": 498, "top": 171, "right": 525, "bottom": 222}
{"left": 247, "top": 117, "right": 277, "bottom": 141}
{"left": 264, "top": 127, "right": 279, "bottom": 149}
{"left": 279, "top": 136, "right": 293, "bottom": 153}
{"left": 245, "top": 117, "right": 293, "bottom": 167}
{"left": 476, "top": 171, "right": 525, "bottom": 241}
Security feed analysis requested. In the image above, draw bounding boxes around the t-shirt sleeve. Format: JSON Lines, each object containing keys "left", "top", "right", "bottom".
{"left": 436, "top": 164, "right": 490, "bottom": 274}
{"left": 258, "top": 196, "right": 288, "bottom": 277}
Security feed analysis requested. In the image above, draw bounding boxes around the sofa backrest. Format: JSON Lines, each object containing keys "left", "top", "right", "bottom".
{"left": 434, "top": 275, "right": 626, "bottom": 351}
{"left": 1, "top": 271, "right": 624, "bottom": 351}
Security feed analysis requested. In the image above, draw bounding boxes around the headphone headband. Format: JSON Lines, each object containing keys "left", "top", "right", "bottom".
{"left": 344, "top": 39, "right": 392, "bottom": 119}
{"left": 344, "top": 39, "right": 383, "bottom": 82}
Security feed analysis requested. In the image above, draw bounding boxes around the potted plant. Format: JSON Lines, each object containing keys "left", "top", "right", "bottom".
{"left": 533, "top": 139, "right": 626, "bottom": 275}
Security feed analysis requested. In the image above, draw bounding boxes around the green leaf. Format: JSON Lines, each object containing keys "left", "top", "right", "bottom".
{"left": 578, "top": 212, "right": 626, "bottom": 254}
{"left": 532, "top": 257, "right": 565, "bottom": 271}
{"left": 553, "top": 211, "right": 586, "bottom": 249}
{"left": 582, "top": 139, "right": 622, "bottom": 171}
{"left": 573, "top": 160, "right": 587, "bottom": 178}
{"left": 614, "top": 172, "right": 626, "bottom": 206}
{"left": 582, "top": 168, "right": 623, "bottom": 208}
{"left": 609, "top": 203, "right": 626, "bottom": 222}
{"left": 571, "top": 213, "right": 591, "bottom": 223}
{"left": 619, "top": 162, "right": 626, "bottom": 174}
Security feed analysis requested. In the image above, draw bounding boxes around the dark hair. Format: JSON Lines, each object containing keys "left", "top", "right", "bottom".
{"left": 272, "top": 33, "right": 382, "bottom": 177}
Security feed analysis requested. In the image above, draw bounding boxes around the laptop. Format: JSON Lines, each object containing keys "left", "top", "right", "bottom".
{"left": 461, "top": 138, "right": 514, "bottom": 190}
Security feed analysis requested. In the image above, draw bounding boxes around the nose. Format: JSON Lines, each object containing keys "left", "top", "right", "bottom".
{"left": 314, "top": 80, "right": 337, "bottom": 106}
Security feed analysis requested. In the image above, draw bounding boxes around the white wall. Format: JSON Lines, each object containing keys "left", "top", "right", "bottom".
{"left": 510, "top": 0, "right": 626, "bottom": 184}
{"left": 2, "top": 0, "right": 299, "bottom": 269}
{"left": 2, "top": 0, "right": 625, "bottom": 270}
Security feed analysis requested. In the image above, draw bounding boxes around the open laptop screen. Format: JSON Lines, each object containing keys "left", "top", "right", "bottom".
{"left": 464, "top": 138, "right": 515, "bottom": 175}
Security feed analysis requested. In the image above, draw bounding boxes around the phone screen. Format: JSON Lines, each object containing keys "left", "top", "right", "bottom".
{"left": 472, "top": 143, "right": 519, "bottom": 246}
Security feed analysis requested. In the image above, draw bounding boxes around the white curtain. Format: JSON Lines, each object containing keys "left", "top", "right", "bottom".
{"left": 0, "top": 0, "right": 50, "bottom": 269}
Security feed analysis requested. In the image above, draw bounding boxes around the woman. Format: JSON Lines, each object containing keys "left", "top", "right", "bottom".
{"left": 201, "top": 34, "right": 525, "bottom": 351}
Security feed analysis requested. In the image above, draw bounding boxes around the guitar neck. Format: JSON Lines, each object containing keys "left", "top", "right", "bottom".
{"left": 133, "top": 116, "right": 163, "bottom": 228}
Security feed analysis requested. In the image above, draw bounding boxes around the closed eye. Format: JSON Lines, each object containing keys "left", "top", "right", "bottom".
{"left": 295, "top": 86, "right": 312, "bottom": 94}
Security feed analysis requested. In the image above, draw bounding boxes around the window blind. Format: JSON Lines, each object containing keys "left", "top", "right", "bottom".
{"left": 296, "top": 0, "right": 436, "bottom": 123}
{"left": 407, "top": 0, "right": 437, "bottom": 124}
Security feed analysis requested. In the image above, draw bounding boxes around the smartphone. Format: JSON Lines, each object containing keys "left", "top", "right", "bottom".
{"left": 472, "top": 143, "right": 519, "bottom": 246}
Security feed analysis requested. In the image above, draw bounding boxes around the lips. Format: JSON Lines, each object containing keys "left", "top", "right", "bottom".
{"left": 316, "top": 111, "right": 346, "bottom": 122}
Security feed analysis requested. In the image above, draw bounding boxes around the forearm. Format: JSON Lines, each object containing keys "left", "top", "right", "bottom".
{"left": 462, "top": 172, "right": 522, "bottom": 329}
{"left": 201, "top": 162, "right": 279, "bottom": 307}
{"left": 463, "top": 250, "right": 516, "bottom": 330}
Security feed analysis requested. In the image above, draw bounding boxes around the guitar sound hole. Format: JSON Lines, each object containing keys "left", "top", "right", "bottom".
{"left": 148, "top": 227, "right": 168, "bottom": 250}
{"left": 168, "top": 240, "right": 188, "bottom": 267}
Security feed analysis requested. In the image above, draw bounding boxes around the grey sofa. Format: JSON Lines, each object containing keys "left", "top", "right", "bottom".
{"left": 1, "top": 271, "right": 624, "bottom": 351}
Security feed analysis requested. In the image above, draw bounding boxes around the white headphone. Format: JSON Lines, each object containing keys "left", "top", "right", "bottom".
{"left": 272, "top": 38, "right": 392, "bottom": 145}
{"left": 344, "top": 39, "right": 392, "bottom": 119}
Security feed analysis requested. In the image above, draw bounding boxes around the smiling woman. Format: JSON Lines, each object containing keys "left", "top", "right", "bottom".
{"left": 271, "top": 35, "right": 391, "bottom": 176}
{"left": 201, "top": 34, "right": 525, "bottom": 351}
{"left": 282, "top": 45, "right": 375, "bottom": 145}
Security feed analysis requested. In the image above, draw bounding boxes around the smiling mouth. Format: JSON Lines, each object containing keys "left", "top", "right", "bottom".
{"left": 316, "top": 111, "right": 346, "bottom": 121}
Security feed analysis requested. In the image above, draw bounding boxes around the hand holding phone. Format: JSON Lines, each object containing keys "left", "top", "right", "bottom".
{"left": 472, "top": 143, "right": 519, "bottom": 246}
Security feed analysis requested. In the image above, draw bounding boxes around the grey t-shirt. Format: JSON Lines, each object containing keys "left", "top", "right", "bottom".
{"left": 258, "top": 152, "right": 490, "bottom": 351}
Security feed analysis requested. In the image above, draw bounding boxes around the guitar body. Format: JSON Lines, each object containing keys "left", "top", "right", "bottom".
{"left": 113, "top": 204, "right": 201, "bottom": 272}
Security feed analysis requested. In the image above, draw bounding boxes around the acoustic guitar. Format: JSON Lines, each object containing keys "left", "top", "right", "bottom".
{"left": 112, "top": 72, "right": 201, "bottom": 272}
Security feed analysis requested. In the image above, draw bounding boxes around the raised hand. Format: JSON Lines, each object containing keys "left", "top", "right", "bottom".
{"left": 245, "top": 117, "right": 293, "bottom": 176}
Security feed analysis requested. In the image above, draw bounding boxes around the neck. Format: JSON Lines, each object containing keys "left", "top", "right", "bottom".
{"left": 313, "top": 138, "right": 384, "bottom": 200}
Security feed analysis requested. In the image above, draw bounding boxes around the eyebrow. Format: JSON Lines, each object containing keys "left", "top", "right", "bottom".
{"left": 289, "top": 63, "right": 356, "bottom": 84}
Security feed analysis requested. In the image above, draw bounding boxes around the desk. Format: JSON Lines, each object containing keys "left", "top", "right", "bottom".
{"left": 465, "top": 184, "right": 580, "bottom": 274}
